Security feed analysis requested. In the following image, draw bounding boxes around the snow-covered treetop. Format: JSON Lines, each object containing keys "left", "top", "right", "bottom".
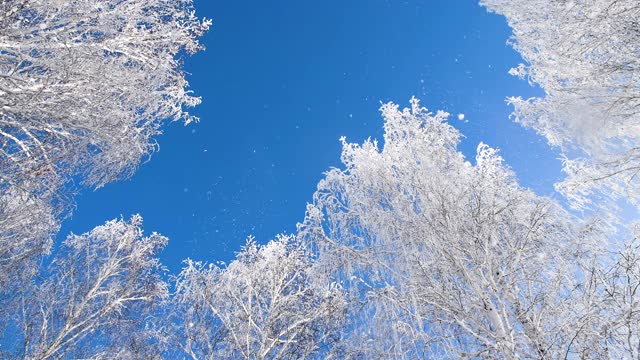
{"left": 0, "top": 0, "right": 211, "bottom": 194}
{"left": 481, "top": 0, "right": 640, "bottom": 208}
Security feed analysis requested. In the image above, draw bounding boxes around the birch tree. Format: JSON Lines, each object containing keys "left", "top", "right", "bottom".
{"left": 480, "top": 0, "right": 640, "bottom": 209}
{"left": 2, "top": 215, "right": 169, "bottom": 360}
{"left": 170, "top": 235, "right": 346, "bottom": 360}
{"left": 298, "top": 99, "right": 607, "bottom": 358}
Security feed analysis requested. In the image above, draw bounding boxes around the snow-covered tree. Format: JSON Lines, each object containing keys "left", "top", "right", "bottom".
{"left": 298, "top": 99, "right": 608, "bottom": 358}
{"left": 0, "top": 0, "right": 209, "bottom": 301}
{"left": 170, "top": 235, "right": 346, "bottom": 360}
{"left": 0, "top": 0, "right": 210, "bottom": 190}
{"left": 480, "top": 0, "right": 640, "bottom": 209}
{"left": 0, "top": 187, "right": 56, "bottom": 287}
{"left": 2, "top": 215, "right": 168, "bottom": 359}
{"left": 595, "top": 223, "right": 640, "bottom": 359}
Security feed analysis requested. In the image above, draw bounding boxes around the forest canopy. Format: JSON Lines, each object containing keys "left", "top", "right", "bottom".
{"left": 1, "top": 0, "right": 638, "bottom": 359}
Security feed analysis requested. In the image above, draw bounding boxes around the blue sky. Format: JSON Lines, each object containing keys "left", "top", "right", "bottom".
{"left": 60, "top": 0, "right": 560, "bottom": 272}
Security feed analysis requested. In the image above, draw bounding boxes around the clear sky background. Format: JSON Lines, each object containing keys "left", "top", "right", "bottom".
{"left": 59, "top": 0, "right": 561, "bottom": 272}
